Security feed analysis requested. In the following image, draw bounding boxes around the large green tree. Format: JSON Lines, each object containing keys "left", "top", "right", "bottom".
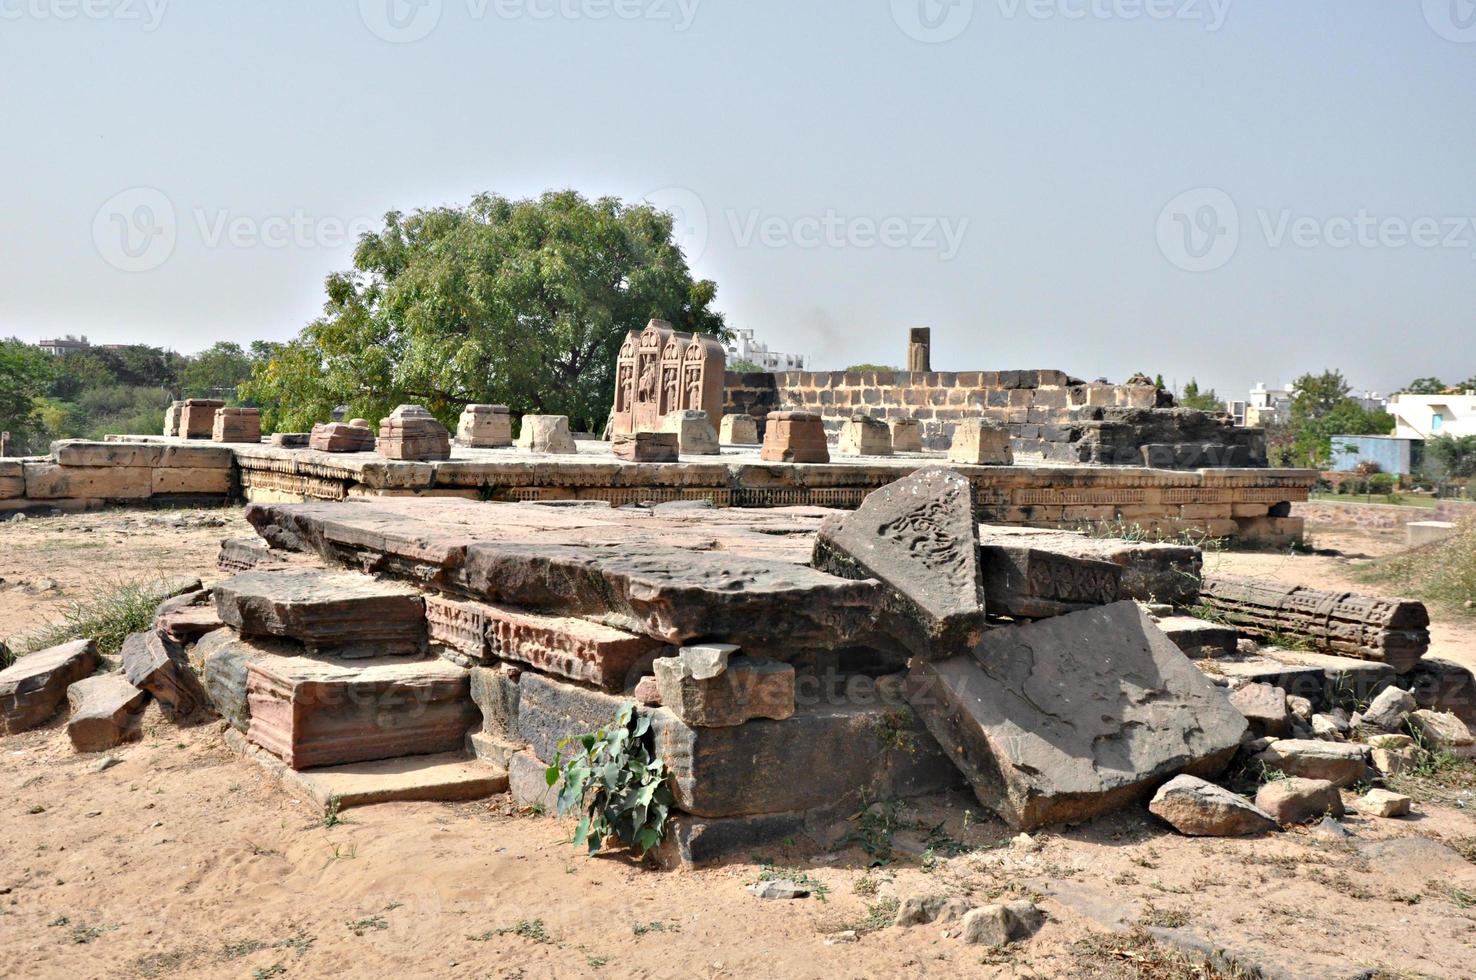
{"left": 1402, "top": 377, "right": 1448, "bottom": 395}
{"left": 243, "top": 191, "right": 728, "bottom": 433}
{"left": 1425, "top": 434, "right": 1476, "bottom": 480}
{"left": 1287, "top": 369, "right": 1392, "bottom": 465}
{"left": 0, "top": 339, "right": 55, "bottom": 454}
{"left": 1177, "top": 378, "right": 1225, "bottom": 412}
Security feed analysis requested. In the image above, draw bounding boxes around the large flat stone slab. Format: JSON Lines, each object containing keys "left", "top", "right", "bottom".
{"left": 246, "top": 654, "right": 476, "bottom": 770}
{"left": 216, "top": 569, "right": 426, "bottom": 658}
{"left": 0, "top": 639, "right": 98, "bottom": 734}
{"left": 811, "top": 467, "right": 985, "bottom": 659}
{"left": 907, "top": 601, "right": 1247, "bottom": 830}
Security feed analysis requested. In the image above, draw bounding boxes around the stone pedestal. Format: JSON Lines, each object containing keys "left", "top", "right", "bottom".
{"left": 309, "top": 422, "right": 375, "bottom": 453}
{"left": 837, "top": 415, "right": 893, "bottom": 457}
{"left": 456, "top": 404, "right": 513, "bottom": 448}
{"left": 720, "top": 414, "right": 760, "bottom": 446}
{"left": 612, "top": 431, "right": 680, "bottom": 462}
{"left": 213, "top": 407, "right": 262, "bottom": 444}
{"left": 661, "top": 410, "right": 720, "bottom": 456}
{"left": 163, "top": 401, "right": 185, "bottom": 437}
{"left": 515, "top": 415, "right": 577, "bottom": 454}
{"left": 179, "top": 399, "right": 225, "bottom": 439}
{"left": 761, "top": 411, "right": 829, "bottom": 464}
{"left": 949, "top": 418, "right": 1013, "bottom": 465}
{"left": 377, "top": 406, "right": 451, "bottom": 461}
{"left": 890, "top": 418, "right": 923, "bottom": 452}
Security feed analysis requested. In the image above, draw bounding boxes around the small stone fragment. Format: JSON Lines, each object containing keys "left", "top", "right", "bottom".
{"left": 1229, "top": 683, "right": 1291, "bottom": 738}
{"left": 749, "top": 879, "right": 808, "bottom": 900}
{"left": 1286, "top": 696, "right": 1313, "bottom": 723}
{"left": 1353, "top": 788, "right": 1412, "bottom": 818}
{"left": 215, "top": 570, "right": 426, "bottom": 658}
{"left": 65, "top": 673, "right": 148, "bottom": 752}
{"left": 1408, "top": 709, "right": 1476, "bottom": 757}
{"left": 960, "top": 905, "right": 1015, "bottom": 946}
{"left": 309, "top": 421, "right": 375, "bottom": 453}
{"left": 516, "top": 415, "right": 578, "bottom": 454}
{"left": 0, "top": 639, "right": 99, "bottom": 734}
{"left": 1362, "top": 687, "right": 1416, "bottom": 733}
{"left": 1254, "top": 777, "right": 1344, "bottom": 826}
{"left": 633, "top": 675, "right": 663, "bottom": 707}
{"left": 653, "top": 645, "right": 795, "bottom": 728}
{"left": 894, "top": 894, "right": 971, "bottom": 927}
{"left": 1312, "top": 816, "right": 1352, "bottom": 839}
{"left": 1311, "top": 713, "right": 1348, "bottom": 740}
{"left": 1148, "top": 774, "right": 1277, "bottom": 837}
{"left": 121, "top": 630, "right": 208, "bottom": 721}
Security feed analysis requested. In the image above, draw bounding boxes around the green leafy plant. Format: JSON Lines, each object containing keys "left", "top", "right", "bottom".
{"left": 20, "top": 578, "right": 181, "bottom": 655}
{"left": 547, "top": 703, "right": 675, "bottom": 858}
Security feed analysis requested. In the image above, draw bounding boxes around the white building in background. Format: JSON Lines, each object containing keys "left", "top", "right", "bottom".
{"left": 1389, "top": 391, "right": 1476, "bottom": 440}
{"left": 37, "top": 336, "right": 90, "bottom": 356}
{"left": 725, "top": 329, "right": 807, "bottom": 372}
{"left": 1243, "top": 382, "right": 1295, "bottom": 427}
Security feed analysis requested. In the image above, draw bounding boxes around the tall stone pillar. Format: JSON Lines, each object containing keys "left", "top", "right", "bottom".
{"left": 907, "top": 328, "right": 931, "bottom": 373}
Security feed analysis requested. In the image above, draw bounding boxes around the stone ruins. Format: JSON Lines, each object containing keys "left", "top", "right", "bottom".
{"left": 610, "top": 319, "right": 727, "bottom": 439}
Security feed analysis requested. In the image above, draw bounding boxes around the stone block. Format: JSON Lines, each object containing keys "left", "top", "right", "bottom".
{"left": 1254, "top": 777, "right": 1343, "bottom": 826}
{"left": 0, "top": 639, "right": 99, "bottom": 734}
{"left": 889, "top": 418, "right": 923, "bottom": 452}
{"left": 65, "top": 673, "right": 148, "bottom": 752}
{"left": 1361, "top": 686, "right": 1416, "bottom": 732}
{"left": 612, "top": 431, "right": 679, "bottom": 462}
{"left": 159, "top": 444, "right": 234, "bottom": 468}
{"left": 179, "top": 399, "right": 225, "bottom": 439}
{"left": 977, "top": 541, "right": 1122, "bottom": 620}
{"left": 377, "top": 406, "right": 451, "bottom": 461}
{"left": 648, "top": 810, "right": 813, "bottom": 870}
{"left": 215, "top": 569, "right": 426, "bottom": 658}
{"left": 836, "top": 415, "right": 893, "bottom": 457}
{"left": 0, "top": 460, "right": 23, "bottom": 499}
{"left": 1149, "top": 774, "right": 1277, "bottom": 837}
{"left": 1253, "top": 739, "right": 1368, "bottom": 786}
{"left": 516, "top": 415, "right": 578, "bottom": 454}
{"left": 163, "top": 400, "right": 183, "bottom": 437}
{"left": 121, "top": 629, "right": 209, "bottom": 720}
{"left": 469, "top": 663, "right": 522, "bottom": 740}
{"left": 51, "top": 440, "right": 163, "bottom": 467}
{"left": 661, "top": 410, "right": 720, "bottom": 455}
{"left": 515, "top": 671, "right": 629, "bottom": 763}
{"left": 1353, "top": 788, "right": 1411, "bottom": 818}
{"left": 246, "top": 654, "right": 476, "bottom": 770}
{"left": 1156, "top": 616, "right": 1237, "bottom": 659}
{"left": 309, "top": 422, "right": 376, "bottom": 453}
{"left": 761, "top": 411, "right": 829, "bottom": 464}
{"left": 906, "top": 602, "right": 1247, "bottom": 830}
{"left": 1408, "top": 709, "right": 1475, "bottom": 756}
{"left": 270, "top": 433, "right": 310, "bottom": 448}
{"left": 154, "top": 589, "right": 225, "bottom": 645}
{"left": 23, "top": 462, "right": 152, "bottom": 500}
{"left": 212, "top": 407, "right": 262, "bottom": 444}
{"left": 949, "top": 419, "right": 1013, "bottom": 465}
{"left": 653, "top": 646, "right": 795, "bottom": 728}
{"left": 456, "top": 404, "right": 513, "bottom": 448}
{"left": 1229, "top": 683, "right": 1291, "bottom": 738}
{"left": 719, "top": 414, "right": 759, "bottom": 446}
{"left": 193, "top": 627, "right": 293, "bottom": 733}
{"left": 152, "top": 467, "right": 232, "bottom": 495}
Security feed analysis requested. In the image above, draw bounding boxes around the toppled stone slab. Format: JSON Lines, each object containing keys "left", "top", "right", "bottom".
{"left": 974, "top": 525, "right": 1202, "bottom": 607}
{"left": 0, "top": 639, "right": 99, "bottom": 734}
{"left": 1155, "top": 616, "right": 1237, "bottom": 659}
{"left": 906, "top": 601, "right": 1247, "bottom": 830}
{"left": 246, "top": 654, "right": 476, "bottom": 770}
{"left": 653, "top": 645, "right": 795, "bottom": 728}
{"left": 309, "top": 422, "right": 376, "bottom": 453}
{"left": 1228, "top": 683, "right": 1291, "bottom": 738}
{"left": 812, "top": 467, "right": 985, "bottom": 660}
{"left": 1148, "top": 774, "right": 1276, "bottom": 837}
{"left": 65, "top": 673, "right": 148, "bottom": 752}
{"left": 216, "top": 570, "right": 426, "bottom": 658}
{"left": 1253, "top": 739, "right": 1368, "bottom": 786}
{"left": 121, "top": 630, "right": 208, "bottom": 721}
{"left": 978, "top": 537, "right": 1122, "bottom": 619}
{"left": 612, "top": 431, "right": 679, "bottom": 462}
{"left": 1254, "top": 777, "right": 1343, "bottom": 826}
{"left": 217, "top": 537, "right": 299, "bottom": 574}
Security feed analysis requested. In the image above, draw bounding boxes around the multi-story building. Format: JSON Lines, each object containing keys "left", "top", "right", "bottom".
{"left": 725, "top": 328, "right": 807, "bottom": 372}
{"left": 1389, "top": 390, "right": 1476, "bottom": 440}
{"left": 37, "top": 336, "right": 90, "bottom": 356}
{"left": 1243, "top": 382, "right": 1295, "bottom": 428}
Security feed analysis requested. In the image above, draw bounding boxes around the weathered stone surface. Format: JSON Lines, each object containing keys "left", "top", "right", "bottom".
{"left": 309, "top": 422, "right": 376, "bottom": 453}
{"left": 121, "top": 630, "right": 208, "bottom": 720}
{"left": 1148, "top": 774, "right": 1277, "bottom": 837}
{"left": 949, "top": 418, "right": 1013, "bottom": 465}
{"left": 1156, "top": 616, "right": 1238, "bottom": 659}
{"left": 906, "top": 602, "right": 1247, "bottom": 830}
{"left": 612, "top": 431, "right": 680, "bottom": 462}
{"left": 974, "top": 526, "right": 1202, "bottom": 607}
{"left": 51, "top": 440, "right": 163, "bottom": 467}
{"left": 212, "top": 407, "right": 262, "bottom": 444}
{"left": 647, "top": 809, "right": 811, "bottom": 870}
{"left": 837, "top": 415, "right": 892, "bottom": 457}
{"left": 610, "top": 320, "right": 726, "bottom": 439}
{"left": 761, "top": 411, "right": 828, "bottom": 464}
{"left": 889, "top": 418, "right": 923, "bottom": 453}
{"left": 1311, "top": 713, "right": 1348, "bottom": 739}
{"left": 961, "top": 906, "right": 1009, "bottom": 946}
{"left": 749, "top": 879, "right": 809, "bottom": 900}
{"left": 653, "top": 645, "right": 795, "bottom": 728}
{"left": 246, "top": 654, "right": 476, "bottom": 770}
{"left": 469, "top": 663, "right": 522, "bottom": 741}
{"left": 1229, "top": 683, "right": 1291, "bottom": 739}
{"left": 719, "top": 414, "right": 759, "bottom": 446}
{"left": 1362, "top": 686, "right": 1416, "bottom": 732}
{"left": 270, "top": 432, "right": 310, "bottom": 448}
{"left": 193, "top": 628, "right": 297, "bottom": 732}
{"left": 661, "top": 410, "right": 720, "bottom": 456}
{"left": 1254, "top": 777, "right": 1344, "bottom": 826}
{"left": 1408, "top": 709, "right": 1475, "bottom": 756}
{"left": 216, "top": 570, "right": 426, "bottom": 658}
{"left": 515, "top": 671, "right": 628, "bottom": 763}
{"left": 23, "top": 463, "right": 151, "bottom": 500}
{"left": 456, "top": 404, "right": 512, "bottom": 449}
{"left": 894, "top": 894, "right": 971, "bottom": 927}
{"left": 1253, "top": 739, "right": 1368, "bottom": 786}
{"left": 377, "top": 406, "right": 451, "bottom": 461}
{"left": 516, "top": 415, "right": 577, "bottom": 454}
{"left": 652, "top": 698, "right": 960, "bottom": 818}
{"left": 179, "top": 398, "right": 224, "bottom": 439}
{"left": 1354, "top": 788, "right": 1412, "bottom": 818}
{"left": 152, "top": 467, "right": 232, "bottom": 495}
{"left": 978, "top": 539, "right": 1122, "bottom": 620}
{"left": 812, "top": 467, "right": 985, "bottom": 660}
{"left": 65, "top": 673, "right": 147, "bottom": 752}
{"left": 153, "top": 589, "right": 224, "bottom": 645}
{"left": 0, "top": 639, "right": 99, "bottom": 734}
{"left": 633, "top": 675, "right": 662, "bottom": 706}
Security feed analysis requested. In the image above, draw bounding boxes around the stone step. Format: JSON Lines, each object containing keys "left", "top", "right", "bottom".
{"left": 216, "top": 569, "right": 427, "bottom": 658}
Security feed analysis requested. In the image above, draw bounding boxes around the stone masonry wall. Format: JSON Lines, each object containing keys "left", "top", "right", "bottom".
{"left": 0, "top": 441, "right": 235, "bottom": 516}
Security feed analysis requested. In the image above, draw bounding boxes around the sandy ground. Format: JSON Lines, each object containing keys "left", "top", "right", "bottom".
{"left": 2, "top": 505, "right": 1475, "bottom": 980}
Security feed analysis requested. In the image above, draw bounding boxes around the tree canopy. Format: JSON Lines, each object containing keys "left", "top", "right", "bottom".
{"left": 1284, "top": 369, "right": 1393, "bottom": 466}
{"left": 1402, "top": 376, "right": 1448, "bottom": 395}
{"left": 0, "top": 339, "right": 55, "bottom": 451}
{"left": 242, "top": 191, "right": 728, "bottom": 434}
{"left": 1176, "top": 378, "right": 1224, "bottom": 413}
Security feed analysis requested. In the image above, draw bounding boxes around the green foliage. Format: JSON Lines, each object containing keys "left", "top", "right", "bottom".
{"left": 844, "top": 364, "right": 897, "bottom": 373}
{"left": 178, "top": 341, "right": 275, "bottom": 400}
{"left": 1177, "top": 378, "right": 1225, "bottom": 413}
{"left": 470, "top": 919, "right": 552, "bottom": 943}
{"left": 728, "top": 358, "right": 766, "bottom": 373}
{"left": 1425, "top": 435, "right": 1476, "bottom": 480}
{"left": 547, "top": 702, "right": 675, "bottom": 858}
{"left": 242, "top": 190, "right": 729, "bottom": 434}
{"left": 0, "top": 339, "right": 55, "bottom": 454}
{"left": 1403, "top": 376, "right": 1449, "bottom": 394}
{"left": 1284, "top": 369, "right": 1393, "bottom": 466}
{"left": 20, "top": 578, "right": 182, "bottom": 655}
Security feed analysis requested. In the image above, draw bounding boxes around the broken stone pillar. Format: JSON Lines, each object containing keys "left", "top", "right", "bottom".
{"left": 0, "top": 639, "right": 99, "bottom": 734}
{"left": 215, "top": 570, "right": 427, "bottom": 658}
{"left": 719, "top": 414, "right": 760, "bottom": 446}
{"left": 121, "top": 630, "right": 208, "bottom": 721}
{"left": 889, "top": 418, "right": 923, "bottom": 453}
{"left": 65, "top": 673, "right": 148, "bottom": 752}
{"left": 661, "top": 410, "right": 720, "bottom": 456}
{"left": 179, "top": 399, "right": 225, "bottom": 439}
{"left": 906, "top": 602, "right": 1248, "bottom": 830}
{"left": 812, "top": 467, "right": 985, "bottom": 660}
{"left": 212, "top": 407, "right": 262, "bottom": 444}
{"left": 761, "top": 411, "right": 829, "bottom": 464}
{"left": 456, "top": 404, "right": 513, "bottom": 448}
{"left": 612, "top": 431, "right": 680, "bottom": 462}
{"left": 377, "top": 405, "right": 451, "bottom": 461}
{"left": 653, "top": 645, "right": 796, "bottom": 728}
{"left": 516, "top": 415, "right": 578, "bottom": 454}
{"left": 977, "top": 539, "right": 1123, "bottom": 619}
{"left": 949, "top": 418, "right": 1013, "bottom": 465}
{"left": 308, "top": 421, "right": 375, "bottom": 453}
{"left": 907, "top": 327, "right": 931, "bottom": 372}
{"left": 163, "top": 401, "right": 185, "bottom": 437}
{"left": 837, "top": 415, "right": 893, "bottom": 457}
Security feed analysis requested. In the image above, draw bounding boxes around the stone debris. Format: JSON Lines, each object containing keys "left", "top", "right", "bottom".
{"left": 1229, "top": 683, "right": 1291, "bottom": 739}
{"left": 377, "top": 405, "right": 451, "bottom": 461}
{"left": 653, "top": 645, "right": 795, "bottom": 728}
{"left": 948, "top": 418, "right": 1013, "bottom": 465}
{"left": 215, "top": 569, "right": 426, "bottom": 658}
{"left": 1354, "top": 788, "right": 1412, "bottom": 818}
{"left": 889, "top": 417, "right": 923, "bottom": 452}
{"left": 1311, "top": 713, "right": 1349, "bottom": 740}
{"left": 1155, "top": 616, "right": 1238, "bottom": 659}
{"left": 217, "top": 537, "right": 299, "bottom": 574}
{"left": 894, "top": 894, "right": 971, "bottom": 927}
{"left": 1287, "top": 695, "right": 1314, "bottom": 723}
{"left": 65, "top": 673, "right": 148, "bottom": 752}
{"left": 973, "top": 525, "right": 1202, "bottom": 607}
{"left": 0, "top": 639, "right": 99, "bottom": 734}
{"left": 748, "top": 879, "right": 808, "bottom": 900}
{"left": 1408, "top": 709, "right": 1475, "bottom": 757}
{"left": 1366, "top": 733, "right": 1417, "bottom": 776}
{"left": 308, "top": 421, "right": 376, "bottom": 453}
{"left": 978, "top": 538, "right": 1122, "bottom": 620}
{"left": 1148, "top": 774, "right": 1277, "bottom": 837}
{"left": 837, "top": 415, "right": 893, "bottom": 457}
{"left": 907, "top": 602, "right": 1247, "bottom": 830}
{"left": 121, "top": 630, "right": 209, "bottom": 721}
{"left": 812, "top": 466, "right": 985, "bottom": 660}
{"left": 178, "top": 398, "right": 225, "bottom": 439}
{"left": 718, "top": 414, "right": 759, "bottom": 446}
{"left": 212, "top": 407, "right": 261, "bottom": 444}
{"left": 761, "top": 411, "right": 829, "bottom": 464}
{"left": 515, "top": 415, "right": 578, "bottom": 454}
{"left": 1361, "top": 687, "right": 1416, "bottom": 732}
{"left": 1253, "top": 777, "right": 1344, "bottom": 826}
{"left": 1253, "top": 739, "right": 1368, "bottom": 787}
{"left": 661, "top": 410, "right": 720, "bottom": 456}
{"left": 1312, "top": 816, "right": 1353, "bottom": 839}
{"left": 456, "top": 404, "right": 513, "bottom": 449}
{"left": 961, "top": 901, "right": 1044, "bottom": 946}
{"left": 153, "top": 589, "right": 224, "bottom": 646}
{"left": 612, "top": 431, "right": 680, "bottom": 462}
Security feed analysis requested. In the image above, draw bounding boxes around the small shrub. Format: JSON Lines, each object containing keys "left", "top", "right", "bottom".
{"left": 548, "top": 703, "right": 675, "bottom": 858}
{"left": 21, "top": 578, "right": 183, "bottom": 655}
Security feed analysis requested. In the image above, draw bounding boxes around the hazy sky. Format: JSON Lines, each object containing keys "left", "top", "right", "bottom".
{"left": 2, "top": 0, "right": 1473, "bottom": 401}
